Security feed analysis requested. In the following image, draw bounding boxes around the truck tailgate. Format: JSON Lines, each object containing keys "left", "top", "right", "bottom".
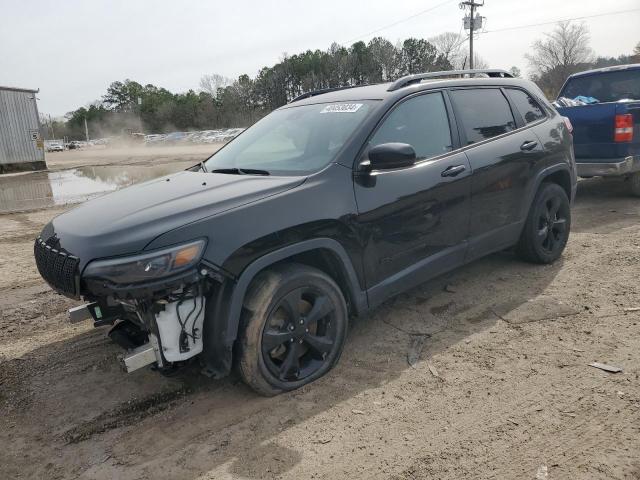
{"left": 557, "top": 101, "right": 640, "bottom": 160}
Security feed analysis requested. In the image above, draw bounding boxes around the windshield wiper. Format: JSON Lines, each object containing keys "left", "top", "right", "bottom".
{"left": 240, "top": 168, "right": 270, "bottom": 176}
{"left": 210, "top": 167, "right": 270, "bottom": 176}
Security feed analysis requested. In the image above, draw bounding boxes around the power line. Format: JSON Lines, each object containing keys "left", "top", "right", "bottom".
{"left": 483, "top": 7, "right": 640, "bottom": 34}
{"left": 344, "top": 0, "right": 457, "bottom": 44}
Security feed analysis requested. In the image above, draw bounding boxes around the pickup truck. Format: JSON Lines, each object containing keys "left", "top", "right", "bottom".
{"left": 555, "top": 64, "right": 640, "bottom": 195}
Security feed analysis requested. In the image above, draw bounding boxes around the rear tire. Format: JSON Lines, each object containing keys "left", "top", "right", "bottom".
{"left": 630, "top": 172, "right": 640, "bottom": 197}
{"left": 516, "top": 182, "right": 571, "bottom": 264}
{"left": 237, "top": 263, "right": 348, "bottom": 396}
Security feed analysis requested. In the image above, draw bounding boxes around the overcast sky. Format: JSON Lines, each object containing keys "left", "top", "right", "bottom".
{"left": 2, "top": 0, "right": 638, "bottom": 117}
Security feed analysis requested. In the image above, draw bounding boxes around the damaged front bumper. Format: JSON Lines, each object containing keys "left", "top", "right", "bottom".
{"left": 122, "top": 337, "right": 163, "bottom": 373}
{"left": 70, "top": 264, "right": 235, "bottom": 378}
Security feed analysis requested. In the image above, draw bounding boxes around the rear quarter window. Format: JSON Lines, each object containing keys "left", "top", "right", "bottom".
{"left": 450, "top": 89, "right": 517, "bottom": 145}
{"left": 505, "top": 88, "right": 546, "bottom": 124}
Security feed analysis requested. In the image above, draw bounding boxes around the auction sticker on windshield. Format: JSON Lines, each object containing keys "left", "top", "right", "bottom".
{"left": 320, "top": 103, "right": 363, "bottom": 113}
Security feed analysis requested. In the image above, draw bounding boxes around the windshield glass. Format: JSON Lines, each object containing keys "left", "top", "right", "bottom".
{"left": 204, "top": 101, "right": 374, "bottom": 175}
{"left": 560, "top": 69, "right": 640, "bottom": 103}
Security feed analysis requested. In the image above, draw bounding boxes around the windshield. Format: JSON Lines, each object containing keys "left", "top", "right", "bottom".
{"left": 203, "top": 101, "right": 374, "bottom": 175}
{"left": 560, "top": 69, "right": 640, "bottom": 103}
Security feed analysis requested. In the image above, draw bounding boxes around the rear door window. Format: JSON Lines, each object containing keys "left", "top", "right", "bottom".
{"left": 505, "top": 88, "right": 546, "bottom": 124}
{"left": 450, "top": 89, "right": 517, "bottom": 145}
{"left": 369, "top": 92, "right": 452, "bottom": 160}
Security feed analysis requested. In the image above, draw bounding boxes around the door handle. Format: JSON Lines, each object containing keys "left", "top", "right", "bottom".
{"left": 520, "top": 140, "right": 538, "bottom": 151}
{"left": 441, "top": 165, "right": 466, "bottom": 177}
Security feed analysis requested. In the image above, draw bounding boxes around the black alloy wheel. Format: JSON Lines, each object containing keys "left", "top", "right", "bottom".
{"left": 517, "top": 182, "right": 571, "bottom": 264}
{"left": 536, "top": 195, "right": 568, "bottom": 255}
{"left": 238, "top": 264, "right": 348, "bottom": 396}
{"left": 261, "top": 287, "right": 338, "bottom": 382}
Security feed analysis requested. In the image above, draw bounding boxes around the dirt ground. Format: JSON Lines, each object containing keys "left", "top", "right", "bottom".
{"left": 44, "top": 144, "right": 219, "bottom": 170}
{"left": 1, "top": 149, "right": 640, "bottom": 479}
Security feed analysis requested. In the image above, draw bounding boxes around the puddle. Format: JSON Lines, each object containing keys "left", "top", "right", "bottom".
{"left": 0, "top": 163, "right": 192, "bottom": 213}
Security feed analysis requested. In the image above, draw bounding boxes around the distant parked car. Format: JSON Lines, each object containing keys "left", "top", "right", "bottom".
{"left": 163, "top": 132, "right": 188, "bottom": 144}
{"left": 555, "top": 64, "right": 640, "bottom": 195}
{"left": 68, "top": 141, "right": 83, "bottom": 150}
{"left": 46, "top": 142, "right": 64, "bottom": 152}
{"left": 144, "top": 134, "right": 166, "bottom": 145}
{"left": 200, "top": 130, "right": 225, "bottom": 143}
{"left": 88, "top": 139, "right": 107, "bottom": 147}
{"left": 193, "top": 130, "right": 217, "bottom": 142}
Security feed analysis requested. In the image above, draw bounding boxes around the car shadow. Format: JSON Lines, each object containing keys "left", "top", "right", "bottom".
{"left": 0, "top": 250, "right": 564, "bottom": 480}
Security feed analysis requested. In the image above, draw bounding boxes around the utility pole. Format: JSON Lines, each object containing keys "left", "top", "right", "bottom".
{"left": 84, "top": 116, "right": 89, "bottom": 142}
{"left": 460, "top": 0, "right": 484, "bottom": 69}
{"left": 49, "top": 114, "right": 55, "bottom": 139}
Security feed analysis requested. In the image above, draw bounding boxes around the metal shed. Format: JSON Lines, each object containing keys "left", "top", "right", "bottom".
{"left": 0, "top": 85, "right": 46, "bottom": 174}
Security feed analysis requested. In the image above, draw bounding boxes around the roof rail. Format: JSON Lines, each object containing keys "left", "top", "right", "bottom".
{"left": 290, "top": 85, "right": 364, "bottom": 103}
{"left": 387, "top": 69, "right": 514, "bottom": 92}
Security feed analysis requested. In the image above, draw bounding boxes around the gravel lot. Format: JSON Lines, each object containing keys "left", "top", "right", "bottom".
{"left": 1, "top": 148, "right": 639, "bottom": 479}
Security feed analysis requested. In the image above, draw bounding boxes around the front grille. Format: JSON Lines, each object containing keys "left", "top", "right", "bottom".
{"left": 34, "top": 237, "right": 80, "bottom": 298}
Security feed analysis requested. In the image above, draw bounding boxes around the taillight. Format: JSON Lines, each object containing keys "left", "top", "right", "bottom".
{"left": 614, "top": 114, "right": 634, "bottom": 142}
{"left": 562, "top": 116, "right": 573, "bottom": 134}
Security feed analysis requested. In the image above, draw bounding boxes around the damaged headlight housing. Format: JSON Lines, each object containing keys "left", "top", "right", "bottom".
{"left": 83, "top": 240, "right": 206, "bottom": 284}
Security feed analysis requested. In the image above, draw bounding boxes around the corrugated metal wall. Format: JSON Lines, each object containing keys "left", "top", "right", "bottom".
{"left": 0, "top": 87, "right": 45, "bottom": 167}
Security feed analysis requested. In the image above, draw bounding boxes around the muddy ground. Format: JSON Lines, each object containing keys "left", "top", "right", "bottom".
{"left": 1, "top": 148, "right": 640, "bottom": 479}
{"left": 44, "top": 145, "right": 219, "bottom": 170}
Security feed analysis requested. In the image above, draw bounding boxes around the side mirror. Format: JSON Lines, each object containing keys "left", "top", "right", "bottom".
{"left": 364, "top": 143, "right": 417, "bottom": 171}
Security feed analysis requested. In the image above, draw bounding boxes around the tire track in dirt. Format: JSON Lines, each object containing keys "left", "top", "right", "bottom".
{"left": 61, "top": 387, "right": 195, "bottom": 444}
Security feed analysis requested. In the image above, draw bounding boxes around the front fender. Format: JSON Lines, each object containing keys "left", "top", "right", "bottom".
{"left": 200, "top": 238, "right": 367, "bottom": 378}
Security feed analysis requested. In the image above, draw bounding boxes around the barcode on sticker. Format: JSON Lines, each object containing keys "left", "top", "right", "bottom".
{"left": 320, "top": 103, "right": 363, "bottom": 113}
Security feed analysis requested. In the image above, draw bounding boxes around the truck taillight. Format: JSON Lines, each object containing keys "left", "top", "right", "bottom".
{"left": 562, "top": 116, "right": 573, "bottom": 134}
{"left": 614, "top": 114, "right": 634, "bottom": 142}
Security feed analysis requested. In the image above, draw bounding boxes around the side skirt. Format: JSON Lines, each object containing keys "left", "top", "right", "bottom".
{"left": 365, "top": 220, "right": 525, "bottom": 310}
{"left": 464, "top": 221, "right": 524, "bottom": 263}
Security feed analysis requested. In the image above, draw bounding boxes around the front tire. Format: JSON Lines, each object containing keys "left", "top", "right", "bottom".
{"left": 237, "top": 263, "right": 348, "bottom": 396}
{"left": 516, "top": 182, "right": 571, "bottom": 264}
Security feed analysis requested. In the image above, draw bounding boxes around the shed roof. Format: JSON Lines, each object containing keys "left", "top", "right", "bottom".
{"left": 0, "top": 85, "right": 39, "bottom": 94}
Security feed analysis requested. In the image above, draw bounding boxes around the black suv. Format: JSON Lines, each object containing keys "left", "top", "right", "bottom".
{"left": 35, "top": 69, "right": 576, "bottom": 395}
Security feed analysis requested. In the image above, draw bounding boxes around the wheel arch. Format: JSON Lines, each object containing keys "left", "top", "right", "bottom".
{"left": 521, "top": 163, "right": 574, "bottom": 220}
{"left": 543, "top": 168, "right": 573, "bottom": 201}
{"left": 224, "top": 238, "right": 368, "bottom": 346}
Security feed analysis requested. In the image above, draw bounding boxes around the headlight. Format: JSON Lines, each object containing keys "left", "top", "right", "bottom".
{"left": 83, "top": 240, "right": 206, "bottom": 284}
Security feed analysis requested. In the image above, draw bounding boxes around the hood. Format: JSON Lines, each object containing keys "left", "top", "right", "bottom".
{"left": 46, "top": 171, "right": 305, "bottom": 266}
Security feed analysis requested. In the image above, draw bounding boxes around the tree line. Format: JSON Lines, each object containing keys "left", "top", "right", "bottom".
{"left": 48, "top": 28, "right": 639, "bottom": 141}
{"left": 527, "top": 22, "right": 639, "bottom": 98}
{"left": 49, "top": 34, "right": 482, "bottom": 140}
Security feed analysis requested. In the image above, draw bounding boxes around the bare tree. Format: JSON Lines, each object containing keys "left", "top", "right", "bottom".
{"left": 471, "top": 53, "right": 489, "bottom": 69}
{"left": 199, "top": 74, "right": 232, "bottom": 97}
{"left": 429, "top": 32, "right": 466, "bottom": 69}
{"left": 509, "top": 66, "right": 521, "bottom": 77}
{"left": 526, "top": 21, "right": 594, "bottom": 96}
{"left": 634, "top": 41, "right": 640, "bottom": 62}
{"left": 455, "top": 50, "right": 489, "bottom": 70}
